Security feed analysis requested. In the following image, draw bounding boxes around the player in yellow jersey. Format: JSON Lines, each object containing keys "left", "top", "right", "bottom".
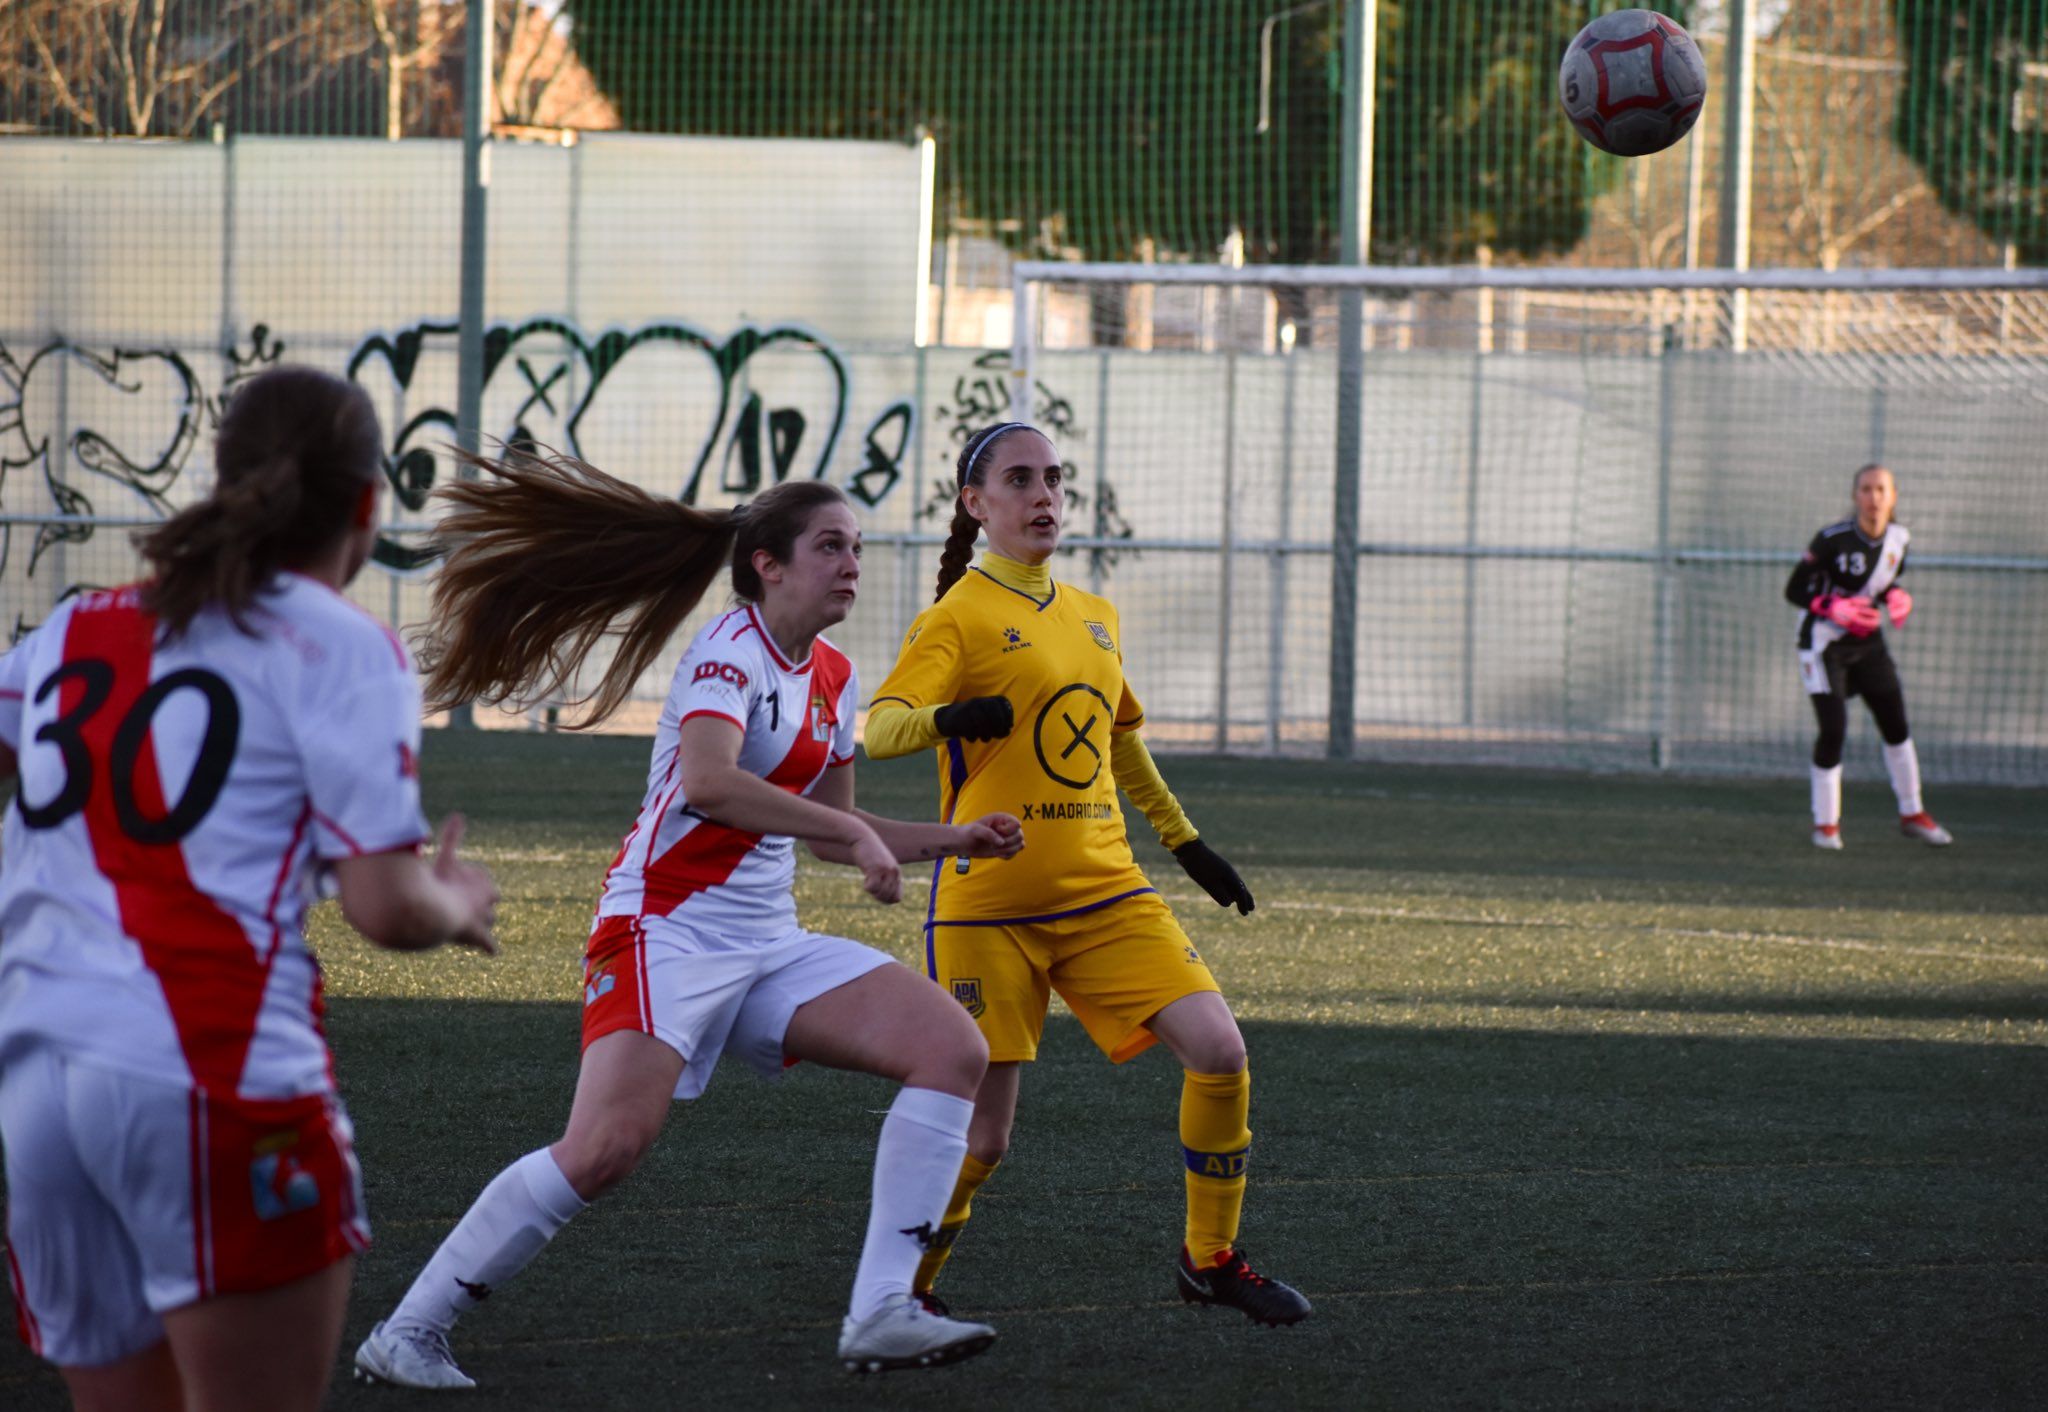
{"left": 865, "top": 421, "right": 1311, "bottom": 1326}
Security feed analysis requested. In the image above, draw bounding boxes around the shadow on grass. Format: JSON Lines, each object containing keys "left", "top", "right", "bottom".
{"left": 12, "top": 1002, "right": 2040, "bottom": 1410}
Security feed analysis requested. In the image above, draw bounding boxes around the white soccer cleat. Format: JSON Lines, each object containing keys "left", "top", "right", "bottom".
{"left": 354, "top": 1319, "right": 477, "bottom": 1390}
{"left": 837, "top": 1293, "right": 995, "bottom": 1374}
{"left": 1811, "top": 824, "right": 1843, "bottom": 850}
{"left": 1899, "top": 812, "right": 1953, "bottom": 846}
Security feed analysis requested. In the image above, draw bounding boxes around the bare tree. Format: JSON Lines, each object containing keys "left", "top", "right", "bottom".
{"left": 0, "top": 0, "right": 360, "bottom": 137}
{"left": 360, "top": 0, "right": 431, "bottom": 141}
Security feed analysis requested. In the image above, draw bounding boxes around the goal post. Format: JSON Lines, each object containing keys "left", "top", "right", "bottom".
{"left": 1007, "top": 262, "right": 2048, "bottom": 784}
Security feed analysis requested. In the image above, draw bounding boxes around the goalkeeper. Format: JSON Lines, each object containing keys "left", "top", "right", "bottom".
{"left": 1784, "top": 462, "right": 1951, "bottom": 849}
{"left": 864, "top": 422, "right": 1310, "bottom": 1328}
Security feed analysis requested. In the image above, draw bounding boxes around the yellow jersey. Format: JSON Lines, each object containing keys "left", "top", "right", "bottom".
{"left": 871, "top": 560, "right": 1151, "bottom": 923}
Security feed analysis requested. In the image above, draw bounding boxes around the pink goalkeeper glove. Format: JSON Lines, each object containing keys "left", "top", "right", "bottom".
{"left": 1813, "top": 594, "right": 1882, "bottom": 637}
{"left": 1885, "top": 587, "right": 1913, "bottom": 628}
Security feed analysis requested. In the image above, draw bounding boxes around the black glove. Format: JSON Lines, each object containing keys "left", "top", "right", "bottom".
{"left": 933, "top": 696, "right": 1014, "bottom": 741}
{"left": 1173, "top": 839, "right": 1254, "bottom": 915}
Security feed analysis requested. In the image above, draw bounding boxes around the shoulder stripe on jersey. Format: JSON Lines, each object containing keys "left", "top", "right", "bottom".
{"left": 869, "top": 694, "right": 916, "bottom": 711}
{"left": 65, "top": 596, "right": 270, "bottom": 1097}
{"left": 1820, "top": 519, "right": 1854, "bottom": 536}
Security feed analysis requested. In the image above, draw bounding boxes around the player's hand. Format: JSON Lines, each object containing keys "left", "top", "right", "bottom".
{"left": 1173, "top": 838, "right": 1254, "bottom": 915}
{"left": 956, "top": 812, "right": 1025, "bottom": 860}
{"left": 850, "top": 825, "right": 903, "bottom": 905}
{"left": 1886, "top": 586, "right": 1914, "bottom": 628}
{"left": 432, "top": 813, "right": 500, "bottom": 955}
{"left": 934, "top": 696, "right": 1014, "bottom": 741}
{"left": 1814, "top": 594, "right": 1881, "bottom": 637}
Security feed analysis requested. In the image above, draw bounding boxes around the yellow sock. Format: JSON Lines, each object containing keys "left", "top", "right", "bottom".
{"left": 913, "top": 1153, "right": 999, "bottom": 1294}
{"left": 1180, "top": 1068, "right": 1251, "bottom": 1267}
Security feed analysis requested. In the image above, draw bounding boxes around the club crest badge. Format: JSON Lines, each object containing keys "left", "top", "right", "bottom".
{"left": 951, "top": 977, "right": 986, "bottom": 1018}
{"left": 1085, "top": 620, "right": 1115, "bottom": 652}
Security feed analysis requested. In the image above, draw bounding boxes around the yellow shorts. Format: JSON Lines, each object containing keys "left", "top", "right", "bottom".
{"left": 925, "top": 888, "right": 1221, "bottom": 1064}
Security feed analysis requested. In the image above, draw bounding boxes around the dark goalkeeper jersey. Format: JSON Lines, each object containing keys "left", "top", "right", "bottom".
{"left": 1783, "top": 519, "right": 1910, "bottom": 651}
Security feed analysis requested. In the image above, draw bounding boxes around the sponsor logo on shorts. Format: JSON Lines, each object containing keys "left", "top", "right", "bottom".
{"left": 397, "top": 742, "right": 419, "bottom": 780}
{"left": 951, "top": 977, "right": 986, "bottom": 1018}
{"left": 1085, "top": 620, "right": 1116, "bottom": 652}
{"left": 584, "top": 960, "right": 617, "bottom": 1007}
{"left": 249, "top": 1132, "right": 320, "bottom": 1221}
{"left": 1184, "top": 944, "right": 1203, "bottom": 965}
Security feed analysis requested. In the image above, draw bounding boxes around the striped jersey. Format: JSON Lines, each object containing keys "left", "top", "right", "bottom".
{"left": 1784, "top": 519, "right": 1910, "bottom": 651}
{"left": 596, "top": 604, "right": 857, "bottom": 937}
{"left": 0, "top": 577, "right": 428, "bottom": 1101}
{"left": 870, "top": 564, "right": 1148, "bottom": 924}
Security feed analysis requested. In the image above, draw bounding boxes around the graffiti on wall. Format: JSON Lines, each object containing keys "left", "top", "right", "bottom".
{"left": 1, "top": 328, "right": 1132, "bottom": 636}
{"left": 1, "top": 317, "right": 920, "bottom": 583}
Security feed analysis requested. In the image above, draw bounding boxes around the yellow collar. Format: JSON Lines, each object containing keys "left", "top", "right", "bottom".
{"left": 974, "top": 551, "right": 1053, "bottom": 601}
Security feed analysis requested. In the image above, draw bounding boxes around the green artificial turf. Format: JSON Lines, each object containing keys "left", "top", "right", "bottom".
{"left": 4, "top": 731, "right": 2043, "bottom": 1409}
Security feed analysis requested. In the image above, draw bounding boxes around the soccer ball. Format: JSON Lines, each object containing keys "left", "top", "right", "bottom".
{"left": 1559, "top": 9, "right": 1708, "bottom": 157}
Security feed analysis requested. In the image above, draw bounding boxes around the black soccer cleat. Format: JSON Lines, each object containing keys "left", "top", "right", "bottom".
{"left": 1176, "top": 1246, "right": 1312, "bottom": 1326}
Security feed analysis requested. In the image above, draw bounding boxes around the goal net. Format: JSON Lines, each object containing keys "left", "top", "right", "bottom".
{"left": 1009, "top": 264, "right": 2048, "bottom": 784}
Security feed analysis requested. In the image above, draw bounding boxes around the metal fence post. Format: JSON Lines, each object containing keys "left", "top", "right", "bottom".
{"left": 1652, "top": 340, "right": 1679, "bottom": 770}
{"left": 1217, "top": 352, "right": 1238, "bottom": 752}
{"left": 448, "top": 0, "right": 495, "bottom": 729}
{"left": 1462, "top": 348, "right": 1485, "bottom": 727}
{"left": 1267, "top": 345, "right": 1297, "bottom": 755}
{"left": 1329, "top": 0, "right": 1376, "bottom": 760}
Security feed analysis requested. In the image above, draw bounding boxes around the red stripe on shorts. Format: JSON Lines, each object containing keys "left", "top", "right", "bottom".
{"left": 6, "top": 1244, "right": 43, "bottom": 1355}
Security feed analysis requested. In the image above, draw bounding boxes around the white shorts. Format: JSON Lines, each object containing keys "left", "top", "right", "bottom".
{"left": 580, "top": 915, "right": 895, "bottom": 1100}
{"left": 0, "top": 1045, "right": 368, "bottom": 1369}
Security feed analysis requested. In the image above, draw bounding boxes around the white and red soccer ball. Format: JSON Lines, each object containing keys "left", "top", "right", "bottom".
{"left": 1559, "top": 9, "right": 1708, "bottom": 157}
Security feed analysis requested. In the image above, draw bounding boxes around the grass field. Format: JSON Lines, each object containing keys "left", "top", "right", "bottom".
{"left": 5, "top": 731, "right": 2046, "bottom": 1409}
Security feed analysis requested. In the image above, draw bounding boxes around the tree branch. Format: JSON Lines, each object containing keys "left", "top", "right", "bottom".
{"left": 18, "top": 15, "right": 107, "bottom": 132}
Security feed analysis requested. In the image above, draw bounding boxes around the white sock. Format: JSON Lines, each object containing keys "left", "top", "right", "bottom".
{"left": 847, "top": 1087, "right": 974, "bottom": 1324}
{"left": 1810, "top": 764, "right": 1843, "bottom": 827}
{"left": 1883, "top": 739, "right": 1924, "bottom": 816}
{"left": 390, "top": 1147, "right": 587, "bottom": 1334}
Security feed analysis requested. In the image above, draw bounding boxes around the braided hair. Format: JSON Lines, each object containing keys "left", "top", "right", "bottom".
{"left": 934, "top": 421, "right": 1034, "bottom": 602}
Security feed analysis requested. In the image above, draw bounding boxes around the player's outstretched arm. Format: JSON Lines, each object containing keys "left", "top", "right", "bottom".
{"left": 804, "top": 761, "right": 1023, "bottom": 866}
{"left": 333, "top": 813, "right": 500, "bottom": 954}
{"left": 677, "top": 715, "right": 903, "bottom": 903}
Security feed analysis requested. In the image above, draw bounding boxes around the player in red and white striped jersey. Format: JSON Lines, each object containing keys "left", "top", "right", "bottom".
{"left": 0, "top": 367, "right": 498, "bottom": 1412}
{"left": 354, "top": 449, "right": 1022, "bottom": 1389}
